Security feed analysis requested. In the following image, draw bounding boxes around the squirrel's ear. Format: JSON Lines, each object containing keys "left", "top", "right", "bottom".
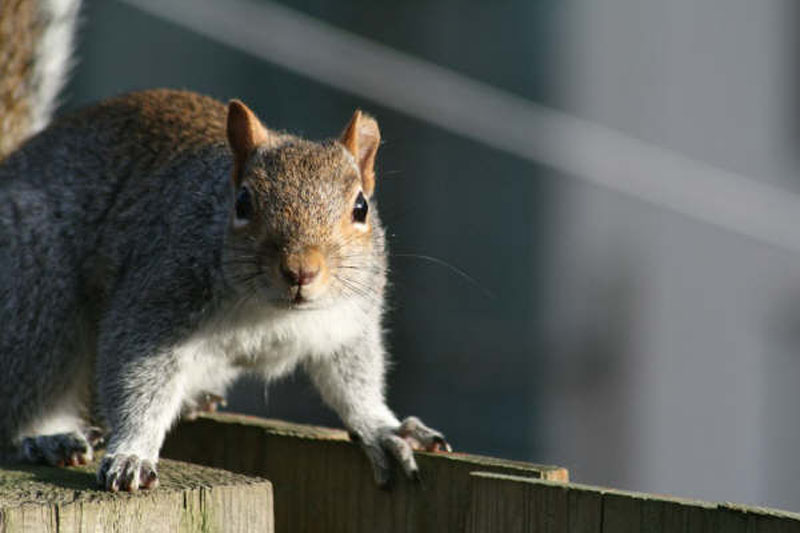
{"left": 227, "top": 100, "right": 270, "bottom": 185}
{"left": 340, "top": 110, "right": 380, "bottom": 197}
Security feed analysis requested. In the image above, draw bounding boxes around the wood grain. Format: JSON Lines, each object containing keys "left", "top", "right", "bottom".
{"left": 162, "top": 412, "right": 567, "bottom": 533}
{"left": 0, "top": 457, "right": 273, "bottom": 532}
{"left": 467, "top": 472, "right": 800, "bottom": 533}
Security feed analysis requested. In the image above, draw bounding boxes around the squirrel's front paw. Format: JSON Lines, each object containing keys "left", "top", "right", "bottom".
{"left": 181, "top": 391, "right": 227, "bottom": 421}
{"left": 97, "top": 454, "right": 158, "bottom": 492}
{"left": 19, "top": 431, "right": 94, "bottom": 467}
{"left": 358, "top": 416, "right": 451, "bottom": 486}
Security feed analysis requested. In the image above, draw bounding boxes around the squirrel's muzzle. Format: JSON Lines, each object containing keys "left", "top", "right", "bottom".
{"left": 280, "top": 263, "right": 319, "bottom": 286}
{"left": 279, "top": 247, "right": 327, "bottom": 295}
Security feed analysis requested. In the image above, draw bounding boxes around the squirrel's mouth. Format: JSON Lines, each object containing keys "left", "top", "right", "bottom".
{"left": 292, "top": 292, "right": 308, "bottom": 305}
{"left": 284, "top": 271, "right": 331, "bottom": 303}
{"left": 287, "top": 298, "right": 322, "bottom": 311}
{"left": 285, "top": 286, "right": 322, "bottom": 310}
{"left": 266, "top": 294, "right": 318, "bottom": 311}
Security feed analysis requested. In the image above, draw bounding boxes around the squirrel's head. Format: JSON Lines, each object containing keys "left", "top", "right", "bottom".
{"left": 222, "top": 100, "right": 385, "bottom": 309}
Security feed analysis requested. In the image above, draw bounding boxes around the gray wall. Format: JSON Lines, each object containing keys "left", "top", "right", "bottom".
{"left": 543, "top": 0, "right": 800, "bottom": 509}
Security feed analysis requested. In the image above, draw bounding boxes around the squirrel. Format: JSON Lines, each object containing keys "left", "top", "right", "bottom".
{"left": 0, "top": 0, "right": 449, "bottom": 492}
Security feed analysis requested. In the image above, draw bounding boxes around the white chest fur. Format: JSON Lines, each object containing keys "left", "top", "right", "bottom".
{"left": 175, "top": 299, "right": 368, "bottom": 396}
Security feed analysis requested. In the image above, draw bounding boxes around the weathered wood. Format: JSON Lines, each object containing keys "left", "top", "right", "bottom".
{"left": 465, "top": 471, "right": 570, "bottom": 533}
{"left": 161, "top": 413, "right": 567, "bottom": 533}
{"left": 0, "top": 457, "right": 273, "bottom": 532}
{"left": 161, "top": 413, "right": 800, "bottom": 532}
{"left": 466, "top": 472, "right": 800, "bottom": 533}
{"left": 11, "top": 414, "right": 800, "bottom": 533}
{"left": 567, "top": 483, "right": 603, "bottom": 533}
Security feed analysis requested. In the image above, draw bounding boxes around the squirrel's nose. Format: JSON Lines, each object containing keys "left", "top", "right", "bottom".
{"left": 280, "top": 248, "right": 324, "bottom": 287}
{"left": 281, "top": 264, "right": 319, "bottom": 286}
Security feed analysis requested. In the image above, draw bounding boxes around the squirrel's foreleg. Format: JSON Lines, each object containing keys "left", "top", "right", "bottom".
{"left": 304, "top": 331, "right": 450, "bottom": 486}
{"left": 96, "top": 329, "right": 186, "bottom": 492}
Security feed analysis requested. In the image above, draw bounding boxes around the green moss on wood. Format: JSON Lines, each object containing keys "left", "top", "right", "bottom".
{"left": 0, "top": 458, "right": 273, "bottom": 532}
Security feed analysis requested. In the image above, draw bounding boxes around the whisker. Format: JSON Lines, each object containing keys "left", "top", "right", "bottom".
{"left": 334, "top": 274, "right": 381, "bottom": 307}
{"left": 391, "top": 253, "right": 495, "bottom": 300}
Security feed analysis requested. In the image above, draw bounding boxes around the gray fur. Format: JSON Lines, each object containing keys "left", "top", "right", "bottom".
{"left": 20, "top": 431, "right": 92, "bottom": 466}
{"left": 0, "top": 89, "right": 448, "bottom": 491}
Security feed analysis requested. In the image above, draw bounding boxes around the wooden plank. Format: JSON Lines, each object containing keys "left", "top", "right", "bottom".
{"left": 161, "top": 412, "right": 567, "bottom": 533}
{"left": 162, "top": 413, "right": 800, "bottom": 533}
{"left": 567, "top": 483, "right": 603, "bottom": 533}
{"left": 720, "top": 503, "right": 800, "bottom": 533}
{"left": 0, "top": 457, "right": 273, "bottom": 532}
{"left": 602, "top": 490, "right": 722, "bottom": 533}
{"left": 525, "top": 475, "right": 569, "bottom": 533}
{"left": 465, "top": 472, "right": 528, "bottom": 533}
{"left": 466, "top": 472, "right": 800, "bottom": 533}
{"left": 602, "top": 490, "right": 641, "bottom": 533}
{"left": 639, "top": 497, "right": 719, "bottom": 533}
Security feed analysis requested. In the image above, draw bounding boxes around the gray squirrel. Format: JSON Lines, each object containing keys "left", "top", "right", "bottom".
{"left": 0, "top": 0, "right": 449, "bottom": 492}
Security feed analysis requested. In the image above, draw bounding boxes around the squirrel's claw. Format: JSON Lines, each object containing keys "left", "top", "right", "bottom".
{"left": 360, "top": 438, "right": 393, "bottom": 487}
{"left": 97, "top": 454, "right": 158, "bottom": 492}
{"left": 396, "top": 416, "right": 452, "bottom": 453}
{"left": 381, "top": 432, "right": 418, "bottom": 481}
{"left": 359, "top": 416, "right": 451, "bottom": 487}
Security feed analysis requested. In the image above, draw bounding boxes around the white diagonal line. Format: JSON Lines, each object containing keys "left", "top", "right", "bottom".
{"left": 120, "top": 0, "right": 800, "bottom": 253}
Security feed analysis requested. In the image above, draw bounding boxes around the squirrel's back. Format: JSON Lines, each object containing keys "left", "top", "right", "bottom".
{"left": 0, "top": 89, "right": 231, "bottom": 214}
{"left": 53, "top": 89, "right": 228, "bottom": 155}
{"left": 23, "top": 89, "right": 231, "bottom": 183}
{"left": 0, "top": 0, "right": 82, "bottom": 159}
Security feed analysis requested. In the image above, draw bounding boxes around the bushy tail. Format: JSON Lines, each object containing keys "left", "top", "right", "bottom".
{"left": 0, "top": 0, "right": 81, "bottom": 159}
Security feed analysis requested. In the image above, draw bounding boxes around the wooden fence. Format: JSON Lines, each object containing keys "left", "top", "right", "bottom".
{"left": 0, "top": 456, "right": 272, "bottom": 532}
{"left": 2, "top": 412, "right": 800, "bottom": 532}
{"left": 163, "top": 413, "right": 800, "bottom": 533}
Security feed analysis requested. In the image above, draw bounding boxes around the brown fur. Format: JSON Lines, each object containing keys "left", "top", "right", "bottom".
{"left": 55, "top": 89, "right": 229, "bottom": 163}
{"left": 228, "top": 99, "right": 271, "bottom": 186}
{"left": 0, "top": 0, "right": 40, "bottom": 159}
{"left": 340, "top": 110, "right": 380, "bottom": 196}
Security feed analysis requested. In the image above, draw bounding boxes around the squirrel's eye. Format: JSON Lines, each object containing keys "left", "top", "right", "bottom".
{"left": 352, "top": 191, "right": 368, "bottom": 224}
{"left": 235, "top": 186, "right": 253, "bottom": 223}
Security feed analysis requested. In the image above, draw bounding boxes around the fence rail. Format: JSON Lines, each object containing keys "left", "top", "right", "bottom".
{"left": 162, "top": 413, "right": 566, "bottom": 532}
{"left": 2, "top": 413, "right": 798, "bottom": 532}
{"left": 162, "top": 413, "right": 800, "bottom": 533}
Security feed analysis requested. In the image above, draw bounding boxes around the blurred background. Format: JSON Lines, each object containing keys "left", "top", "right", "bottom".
{"left": 64, "top": 0, "right": 800, "bottom": 511}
